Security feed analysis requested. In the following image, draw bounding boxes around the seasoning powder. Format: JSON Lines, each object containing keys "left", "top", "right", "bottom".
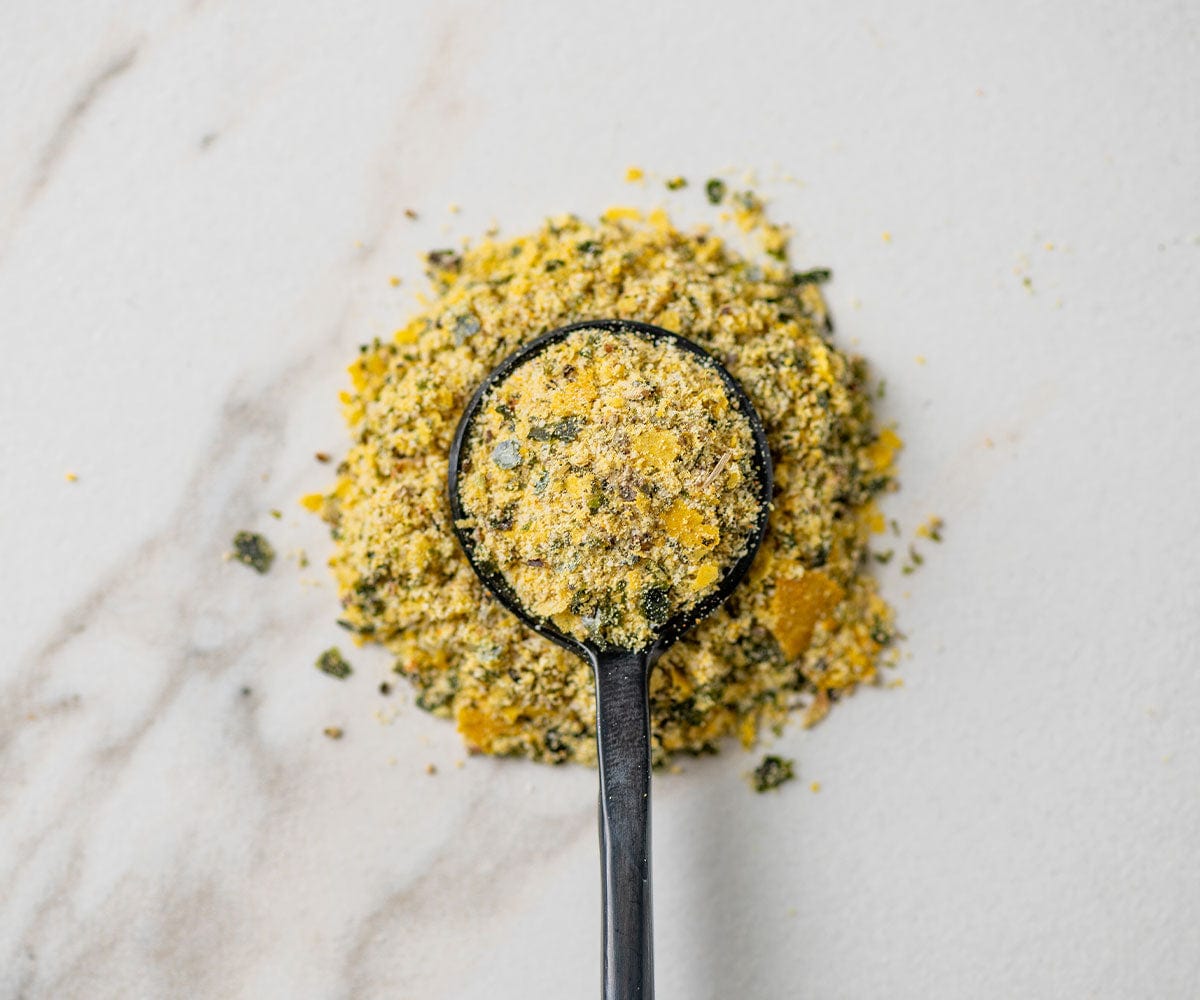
{"left": 457, "top": 327, "right": 762, "bottom": 650}
{"left": 318, "top": 205, "right": 897, "bottom": 765}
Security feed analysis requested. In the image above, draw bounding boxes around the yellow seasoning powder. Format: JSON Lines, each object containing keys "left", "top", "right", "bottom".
{"left": 457, "top": 327, "right": 763, "bottom": 649}
{"left": 317, "top": 201, "right": 898, "bottom": 765}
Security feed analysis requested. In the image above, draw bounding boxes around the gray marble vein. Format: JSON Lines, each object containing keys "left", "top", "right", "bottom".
{"left": 22, "top": 44, "right": 142, "bottom": 213}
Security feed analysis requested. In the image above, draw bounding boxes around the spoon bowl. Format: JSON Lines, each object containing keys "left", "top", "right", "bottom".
{"left": 447, "top": 318, "right": 773, "bottom": 1000}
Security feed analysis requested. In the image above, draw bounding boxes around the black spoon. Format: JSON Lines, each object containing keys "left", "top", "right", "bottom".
{"left": 447, "top": 318, "right": 773, "bottom": 1000}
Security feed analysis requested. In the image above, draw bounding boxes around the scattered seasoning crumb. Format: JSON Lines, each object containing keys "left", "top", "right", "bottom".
{"left": 624, "top": 166, "right": 644, "bottom": 182}
{"left": 1022, "top": 275, "right": 1034, "bottom": 292}
{"left": 886, "top": 677, "right": 905, "bottom": 688}
{"left": 873, "top": 549, "right": 894, "bottom": 564}
{"left": 810, "top": 781, "right": 821, "bottom": 793}
{"left": 882, "top": 231, "right": 893, "bottom": 243}
{"left": 915, "top": 355, "right": 926, "bottom": 365}
{"left": 269, "top": 509, "right": 282, "bottom": 520}
{"left": 665, "top": 176, "right": 687, "bottom": 190}
{"left": 64, "top": 471, "right": 78, "bottom": 482}
{"left": 705, "top": 178, "right": 726, "bottom": 204}
{"left": 900, "top": 542, "right": 925, "bottom": 575}
{"left": 240, "top": 686, "right": 252, "bottom": 697}
{"left": 405, "top": 208, "right": 419, "bottom": 220}
{"left": 315, "top": 647, "right": 353, "bottom": 679}
{"left": 296, "top": 549, "right": 310, "bottom": 569}
{"left": 314, "top": 452, "right": 332, "bottom": 464}
{"left": 323, "top": 726, "right": 344, "bottom": 740}
{"left": 890, "top": 519, "right": 901, "bottom": 537}
{"left": 917, "top": 516, "right": 944, "bottom": 543}
{"left": 876, "top": 379, "right": 887, "bottom": 399}
{"left": 425, "top": 763, "right": 438, "bottom": 775}
{"left": 232, "top": 531, "right": 275, "bottom": 574}
{"left": 449, "top": 203, "right": 461, "bottom": 214}
{"left": 751, "top": 755, "right": 795, "bottom": 792}
{"left": 389, "top": 276, "right": 402, "bottom": 287}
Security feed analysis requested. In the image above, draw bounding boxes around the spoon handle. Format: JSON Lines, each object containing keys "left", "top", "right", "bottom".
{"left": 592, "top": 649, "right": 654, "bottom": 1000}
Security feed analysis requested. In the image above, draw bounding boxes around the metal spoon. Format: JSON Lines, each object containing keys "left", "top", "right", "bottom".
{"left": 447, "top": 318, "right": 773, "bottom": 1000}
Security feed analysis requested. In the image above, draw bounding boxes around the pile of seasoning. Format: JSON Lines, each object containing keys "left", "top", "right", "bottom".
{"left": 312, "top": 198, "right": 898, "bottom": 765}
{"left": 457, "top": 326, "right": 762, "bottom": 650}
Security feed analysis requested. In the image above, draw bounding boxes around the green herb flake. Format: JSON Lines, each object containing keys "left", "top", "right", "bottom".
{"left": 752, "top": 755, "right": 795, "bottom": 793}
{"left": 641, "top": 586, "right": 670, "bottom": 626}
{"left": 529, "top": 416, "right": 582, "bottom": 442}
{"left": 665, "top": 176, "right": 688, "bottom": 191}
{"left": 316, "top": 647, "right": 353, "bottom": 680}
{"left": 869, "top": 617, "right": 892, "bottom": 645}
{"left": 576, "top": 239, "right": 602, "bottom": 256}
{"left": 232, "top": 531, "right": 275, "bottom": 574}
{"left": 705, "top": 178, "right": 726, "bottom": 205}
{"left": 791, "top": 268, "right": 833, "bottom": 286}
{"left": 873, "top": 549, "right": 894, "bottom": 564}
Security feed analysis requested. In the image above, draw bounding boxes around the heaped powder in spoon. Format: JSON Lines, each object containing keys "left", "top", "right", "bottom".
{"left": 308, "top": 196, "right": 899, "bottom": 765}
{"left": 457, "top": 326, "right": 763, "bottom": 649}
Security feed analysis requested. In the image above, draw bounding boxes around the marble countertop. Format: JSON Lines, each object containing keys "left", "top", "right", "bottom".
{"left": 3, "top": 1, "right": 1198, "bottom": 997}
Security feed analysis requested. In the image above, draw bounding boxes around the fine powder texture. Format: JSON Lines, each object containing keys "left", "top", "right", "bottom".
{"left": 457, "top": 327, "right": 762, "bottom": 649}
{"left": 316, "top": 203, "right": 898, "bottom": 765}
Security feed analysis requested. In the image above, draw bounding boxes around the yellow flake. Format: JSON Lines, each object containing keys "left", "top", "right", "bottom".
{"left": 602, "top": 205, "right": 643, "bottom": 222}
{"left": 770, "top": 571, "right": 844, "bottom": 659}
{"left": 631, "top": 427, "right": 680, "bottom": 469}
{"left": 691, "top": 562, "right": 719, "bottom": 591}
{"left": 663, "top": 497, "right": 719, "bottom": 550}
{"left": 864, "top": 427, "right": 902, "bottom": 472}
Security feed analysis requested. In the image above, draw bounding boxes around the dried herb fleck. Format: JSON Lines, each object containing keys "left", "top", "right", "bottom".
{"left": 426, "top": 249, "right": 462, "bottom": 272}
{"left": 705, "top": 178, "right": 726, "bottom": 204}
{"left": 316, "top": 647, "right": 353, "bottom": 680}
{"left": 791, "top": 268, "right": 832, "bottom": 286}
{"left": 232, "top": 531, "right": 275, "bottom": 574}
{"left": 665, "top": 176, "right": 688, "bottom": 190}
{"left": 752, "top": 755, "right": 795, "bottom": 792}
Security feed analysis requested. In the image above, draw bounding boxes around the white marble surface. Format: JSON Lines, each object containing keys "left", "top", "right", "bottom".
{"left": 3, "top": 1, "right": 1199, "bottom": 997}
